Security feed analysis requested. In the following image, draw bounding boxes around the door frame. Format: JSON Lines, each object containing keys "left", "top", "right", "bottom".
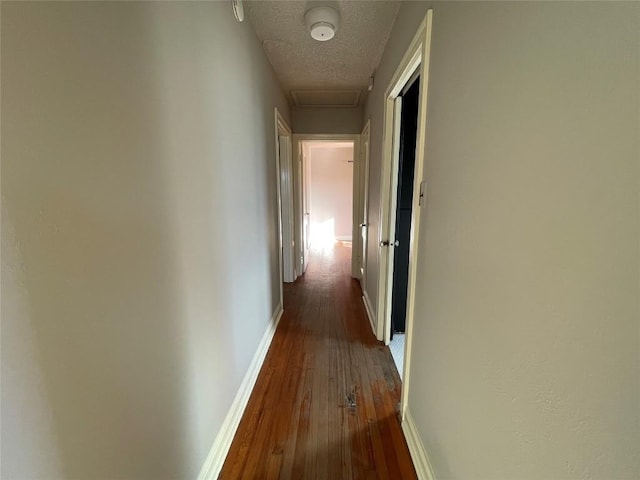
{"left": 275, "top": 108, "right": 293, "bottom": 305}
{"left": 291, "top": 134, "right": 360, "bottom": 278}
{"left": 356, "top": 120, "right": 371, "bottom": 291}
{"left": 376, "top": 10, "right": 433, "bottom": 418}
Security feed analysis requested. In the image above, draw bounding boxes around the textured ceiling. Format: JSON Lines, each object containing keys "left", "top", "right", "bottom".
{"left": 245, "top": 1, "right": 402, "bottom": 105}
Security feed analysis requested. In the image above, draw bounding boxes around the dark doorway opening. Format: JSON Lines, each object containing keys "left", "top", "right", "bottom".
{"left": 390, "top": 76, "right": 420, "bottom": 340}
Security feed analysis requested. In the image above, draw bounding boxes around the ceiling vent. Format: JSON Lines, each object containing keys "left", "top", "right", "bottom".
{"left": 291, "top": 89, "right": 362, "bottom": 108}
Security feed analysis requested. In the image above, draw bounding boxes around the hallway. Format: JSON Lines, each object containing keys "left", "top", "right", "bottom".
{"left": 220, "top": 244, "right": 416, "bottom": 479}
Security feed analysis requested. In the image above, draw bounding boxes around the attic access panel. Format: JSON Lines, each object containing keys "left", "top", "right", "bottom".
{"left": 291, "top": 89, "right": 362, "bottom": 108}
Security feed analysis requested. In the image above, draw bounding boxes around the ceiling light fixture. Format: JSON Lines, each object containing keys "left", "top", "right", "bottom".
{"left": 304, "top": 6, "right": 340, "bottom": 42}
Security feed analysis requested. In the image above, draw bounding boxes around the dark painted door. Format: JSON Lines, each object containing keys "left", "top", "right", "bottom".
{"left": 390, "top": 77, "right": 420, "bottom": 338}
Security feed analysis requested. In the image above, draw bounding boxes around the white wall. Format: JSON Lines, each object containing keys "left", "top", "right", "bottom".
{"left": 1, "top": 2, "right": 289, "bottom": 478}
{"left": 308, "top": 145, "right": 354, "bottom": 244}
{"left": 365, "top": 1, "right": 639, "bottom": 479}
{"left": 293, "top": 107, "right": 363, "bottom": 134}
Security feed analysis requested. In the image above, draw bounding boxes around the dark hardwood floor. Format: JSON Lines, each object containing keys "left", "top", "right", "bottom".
{"left": 220, "top": 243, "right": 416, "bottom": 479}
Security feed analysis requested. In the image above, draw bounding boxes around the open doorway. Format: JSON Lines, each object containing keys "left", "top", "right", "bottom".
{"left": 292, "top": 135, "right": 360, "bottom": 279}
{"left": 304, "top": 141, "right": 354, "bottom": 250}
{"left": 376, "top": 11, "right": 433, "bottom": 419}
{"left": 388, "top": 76, "right": 420, "bottom": 379}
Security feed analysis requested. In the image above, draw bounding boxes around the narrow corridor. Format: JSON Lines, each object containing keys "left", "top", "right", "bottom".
{"left": 220, "top": 243, "right": 416, "bottom": 479}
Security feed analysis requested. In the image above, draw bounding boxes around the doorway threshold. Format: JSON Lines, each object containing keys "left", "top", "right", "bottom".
{"left": 389, "top": 333, "right": 405, "bottom": 380}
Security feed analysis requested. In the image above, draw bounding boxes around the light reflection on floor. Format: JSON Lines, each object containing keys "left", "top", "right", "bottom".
{"left": 389, "top": 333, "right": 405, "bottom": 380}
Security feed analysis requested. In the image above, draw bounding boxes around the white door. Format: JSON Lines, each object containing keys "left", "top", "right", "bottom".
{"left": 279, "top": 135, "right": 295, "bottom": 282}
{"left": 294, "top": 141, "right": 304, "bottom": 276}
{"left": 380, "top": 97, "right": 404, "bottom": 343}
{"left": 359, "top": 122, "right": 371, "bottom": 287}
{"left": 302, "top": 147, "right": 311, "bottom": 272}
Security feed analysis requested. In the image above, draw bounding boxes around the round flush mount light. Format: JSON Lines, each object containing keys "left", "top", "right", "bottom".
{"left": 304, "top": 6, "right": 340, "bottom": 42}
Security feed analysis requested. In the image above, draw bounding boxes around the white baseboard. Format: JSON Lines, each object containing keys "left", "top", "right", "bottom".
{"left": 361, "top": 291, "right": 376, "bottom": 338}
{"left": 197, "top": 303, "right": 284, "bottom": 480}
{"left": 336, "top": 235, "right": 352, "bottom": 242}
{"left": 402, "top": 408, "right": 436, "bottom": 480}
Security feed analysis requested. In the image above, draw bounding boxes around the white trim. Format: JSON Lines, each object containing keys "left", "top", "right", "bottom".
{"left": 275, "top": 108, "right": 293, "bottom": 290}
{"left": 362, "top": 292, "right": 376, "bottom": 337}
{"left": 352, "top": 134, "right": 362, "bottom": 276}
{"left": 380, "top": 97, "right": 403, "bottom": 345}
{"left": 402, "top": 408, "right": 437, "bottom": 480}
{"left": 375, "top": 11, "right": 434, "bottom": 419}
{"left": 197, "top": 304, "right": 284, "bottom": 480}
{"left": 292, "top": 135, "right": 308, "bottom": 277}
{"left": 294, "top": 134, "right": 360, "bottom": 142}
{"left": 279, "top": 135, "right": 295, "bottom": 282}
{"left": 356, "top": 120, "right": 371, "bottom": 287}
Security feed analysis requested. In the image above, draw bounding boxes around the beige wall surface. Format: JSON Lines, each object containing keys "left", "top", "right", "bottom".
{"left": 292, "top": 107, "right": 363, "bottom": 134}
{"left": 308, "top": 145, "right": 354, "bottom": 243}
{"left": 365, "top": 1, "right": 639, "bottom": 479}
{"left": 1, "top": 2, "right": 289, "bottom": 478}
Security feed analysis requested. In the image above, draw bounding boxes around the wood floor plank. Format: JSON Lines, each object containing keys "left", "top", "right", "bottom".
{"left": 220, "top": 244, "right": 417, "bottom": 479}
{"left": 291, "top": 367, "right": 313, "bottom": 479}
